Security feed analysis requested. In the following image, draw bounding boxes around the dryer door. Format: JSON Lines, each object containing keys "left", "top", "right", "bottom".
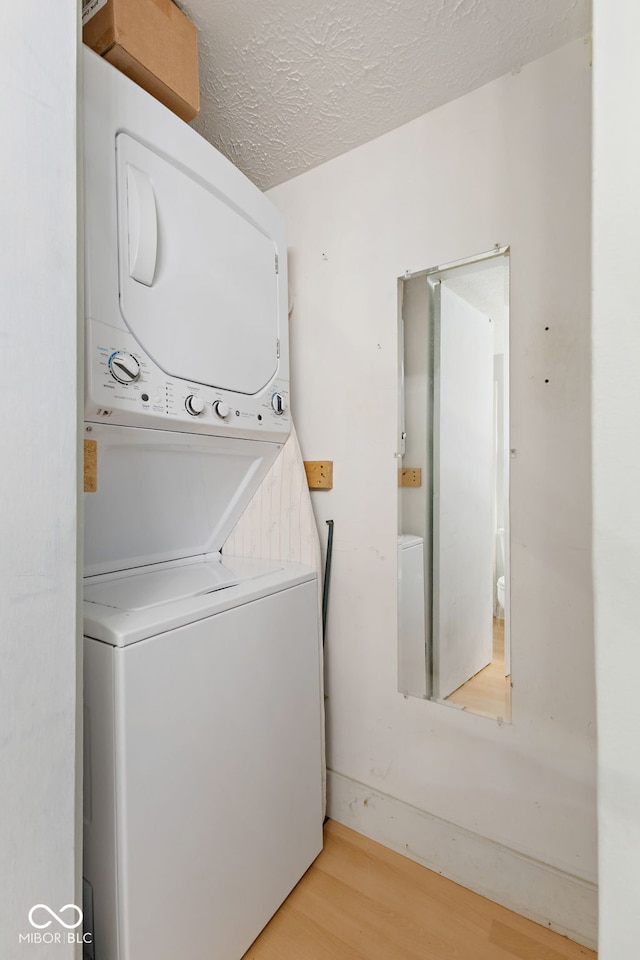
{"left": 115, "top": 134, "right": 279, "bottom": 396}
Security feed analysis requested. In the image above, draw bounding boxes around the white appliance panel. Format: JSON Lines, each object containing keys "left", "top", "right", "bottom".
{"left": 84, "top": 579, "right": 323, "bottom": 960}
{"left": 84, "top": 640, "right": 118, "bottom": 960}
{"left": 86, "top": 317, "right": 290, "bottom": 439}
{"left": 84, "top": 424, "right": 282, "bottom": 576}
{"left": 116, "top": 134, "right": 279, "bottom": 396}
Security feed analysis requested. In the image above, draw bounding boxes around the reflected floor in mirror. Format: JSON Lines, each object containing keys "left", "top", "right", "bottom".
{"left": 445, "top": 619, "right": 511, "bottom": 721}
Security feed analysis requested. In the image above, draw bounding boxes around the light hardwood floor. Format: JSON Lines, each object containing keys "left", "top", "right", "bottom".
{"left": 243, "top": 820, "right": 596, "bottom": 960}
{"left": 446, "top": 618, "right": 511, "bottom": 720}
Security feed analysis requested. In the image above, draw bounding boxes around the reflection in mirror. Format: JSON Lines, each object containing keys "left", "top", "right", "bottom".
{"left": 397, "top": 248, "right": 511, "bottom": 721}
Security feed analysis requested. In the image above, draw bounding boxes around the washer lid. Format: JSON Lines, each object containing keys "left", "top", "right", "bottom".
{"left": 83, "top": 558, "right": 316, "bottom": 647}
{"left": 84, "top": 556, "right": 282, "bottom": 611}
{"left": 116, "top": 133, "right": 279, "bottom": 396}
{"left": 85, "top": 560, "right": 237, "bottom": 610}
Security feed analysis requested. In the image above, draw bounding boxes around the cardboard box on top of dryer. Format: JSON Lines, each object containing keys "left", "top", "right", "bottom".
{"left": 82, "top": 0, "right": 200, "bottom": 122}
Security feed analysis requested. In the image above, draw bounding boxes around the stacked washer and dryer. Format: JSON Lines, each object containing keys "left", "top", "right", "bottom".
{"left": 82, "top": 49, "right": 323, "bottom": 960}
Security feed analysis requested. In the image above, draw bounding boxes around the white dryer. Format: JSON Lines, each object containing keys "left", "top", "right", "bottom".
{"left": 82, "top": 50, "right": 323, "bottom": 960}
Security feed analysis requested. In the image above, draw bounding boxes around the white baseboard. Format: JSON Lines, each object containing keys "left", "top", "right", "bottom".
{"left": 327, "top": 769, "right": 597, "bottom": 951}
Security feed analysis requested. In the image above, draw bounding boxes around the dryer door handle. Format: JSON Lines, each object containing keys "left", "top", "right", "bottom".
{"left": 126, "top": 165, "right": 158, "bottom": 286}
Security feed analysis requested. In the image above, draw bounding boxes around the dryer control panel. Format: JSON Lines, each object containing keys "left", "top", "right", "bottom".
{"left": 86, "top": 319, "right": 290, "bottom": 442}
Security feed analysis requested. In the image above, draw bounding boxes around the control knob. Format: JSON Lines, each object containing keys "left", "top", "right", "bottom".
{"left": 109, "top": 352, "right": 140, "bottom": 384}
{"left": 212, "top": 400, "right": 230, "bottom": 420}
{"left": 185, "top": 394, "right": 205, "bottom": 416}
{"left": 271, "top": 392, "right": 287, "bottom": 416}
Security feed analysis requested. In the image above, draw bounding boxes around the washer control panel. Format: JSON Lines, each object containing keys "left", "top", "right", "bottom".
{"left": 86, "top": 319, "right": 290, "bottom": 440}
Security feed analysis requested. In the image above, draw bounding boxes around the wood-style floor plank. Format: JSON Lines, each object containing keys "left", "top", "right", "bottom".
{"left": 242, "top": 821, "right": 596, "bottom": 960}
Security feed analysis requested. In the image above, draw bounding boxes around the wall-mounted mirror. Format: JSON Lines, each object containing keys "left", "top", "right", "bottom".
{"left": 397, "top": 248, "right": 511, "bottom": 721}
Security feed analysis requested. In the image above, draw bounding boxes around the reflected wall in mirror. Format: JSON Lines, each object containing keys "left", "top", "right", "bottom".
{"left": 397, "top": 248, "right": 511, "bottom": 721}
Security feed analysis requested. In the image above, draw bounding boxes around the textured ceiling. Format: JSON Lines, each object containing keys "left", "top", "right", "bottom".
{"left": 178, "top": 0, "right": 591, "bottom": 190}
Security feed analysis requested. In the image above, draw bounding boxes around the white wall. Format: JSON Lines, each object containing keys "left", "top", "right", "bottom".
{"left": 0, "top": 7, "right": 81, "bottom": 958}
{"left": 270, "top": 38, "right": 596, "bottom": 945}
{"left": 592, "top": 3, "right": 640, "bottom": 957}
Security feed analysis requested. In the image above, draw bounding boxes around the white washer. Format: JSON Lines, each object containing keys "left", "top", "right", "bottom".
{"left": 82, "top": 50, "right": 323, "bottom": 959}
{"left": 84, "top": 557, "right": 323, "bottom": 960}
